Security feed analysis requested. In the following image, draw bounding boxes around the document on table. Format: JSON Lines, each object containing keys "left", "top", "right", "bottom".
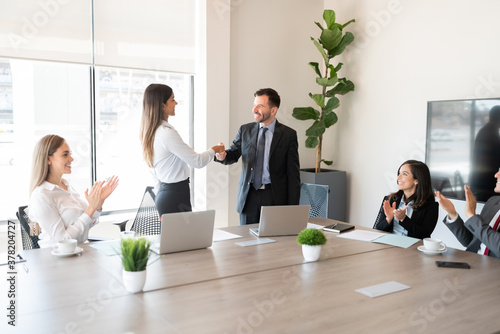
{"left": 337, "top": 230, "right": 386, "bottom": 242}
{"left": 213, "top": 229, "right": 243, "bottom": 242}
{"left": 337, "top": 230, "right": 420, "bottom": 248}
{"left": 355, "top": 281, "right": 410, "bottom": 298}
{"left": 306, "top": 222, "right": 325, "bottom": 229}
{"left": 89, "top": 240, "right": 121, "bottom": 256}
{"left": 235, "top": 238, "right": 276, "bottom": 247}
{"left": 0, "top": 254, "right": 27, "bottom": 266}
{"left": 372, "top": 234, "right": 420, "bottom": 248}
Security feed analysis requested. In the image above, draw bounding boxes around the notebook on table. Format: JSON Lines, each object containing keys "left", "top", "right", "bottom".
{"left": 151, "top": 210, "right": 215, "bottom": 254}
{"left": 322, "top": 222, "right": 355, "bottom": 233}
{"left": 249, "top": 205, "right": 310, "bottom": 237}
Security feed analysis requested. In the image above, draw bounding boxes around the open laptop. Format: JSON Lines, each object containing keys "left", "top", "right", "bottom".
{"left": 249, "top": 205, "right": 310, "bottom": 237}
{"left": 151, "top": 210, "right": 215, "bottom": 254}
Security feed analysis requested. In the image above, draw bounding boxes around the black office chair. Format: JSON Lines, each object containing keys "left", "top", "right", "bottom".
{"left": 16, "top": 206, "right": 40, "bottom": 250}
{"left": 128, "top": 186, "right": 161, "bottom": 236}
{"left": 299, "top": 183, "right": 329, "bottom": 218}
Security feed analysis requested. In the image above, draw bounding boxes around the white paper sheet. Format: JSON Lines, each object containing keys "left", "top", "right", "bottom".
{"left": 372, "top": 234, "right": 420, "bottom": 248}
{"left": 213, "top": 229, "right": 243, "bottom": 242}
{"left": 306, "top": 222, "right": 325, "bottom": 229}
{"left": 336, "top": 230, "right": 386, "bottom": 242}
{"left": 355, "top": 281, "right": 410, "bottom": 298}
{"left": 235, "top": 238, "right": 276, "bottom": 247}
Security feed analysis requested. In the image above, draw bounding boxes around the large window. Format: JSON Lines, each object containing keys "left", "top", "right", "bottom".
{"left": 95, "top": 67, "right": 192, "bottom": 211}
{"left": 0, "top": 59, "right": 92, "bottom": 219}
{"left": 0, "top": 59, "right": 193, "bottom": 220}
{"left": 0, "top": 0, "right": 197, "bottom": 221}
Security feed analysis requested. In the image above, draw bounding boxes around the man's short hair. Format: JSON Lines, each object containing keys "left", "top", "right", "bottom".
{"left": 490, "top": 105, "right": 500, "bottom": 124}
{"left": 254, "top": 88, "right": 280, "bottom": 108}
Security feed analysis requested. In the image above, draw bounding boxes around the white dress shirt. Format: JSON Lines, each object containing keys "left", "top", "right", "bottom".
{"left": 392, "top": 196, "right": 414, "bottom": 236}
{"left": 152, "top": 121, "right": 215, "bottom": 183}
{"left": 28, "top": 179, "right": 100, "bottom": 248}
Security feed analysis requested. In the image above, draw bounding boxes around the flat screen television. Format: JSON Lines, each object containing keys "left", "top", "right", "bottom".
{"left": 426, "top": 97, "right": 500, "bottom": 203}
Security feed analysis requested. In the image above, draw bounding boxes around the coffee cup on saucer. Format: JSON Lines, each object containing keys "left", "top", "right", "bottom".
{"left": 54, "top": 239, "right": 77, "bottom": 254}
{"left": 423, "top": 238, "right": 445, "bottom": 251}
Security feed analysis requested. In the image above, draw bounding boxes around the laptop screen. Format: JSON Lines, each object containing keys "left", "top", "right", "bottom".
{"left": 152, "top": 210, "right": 215, "bottom": 254}
{"left": 256, "top": 205, "right": 310, "bottom": 237}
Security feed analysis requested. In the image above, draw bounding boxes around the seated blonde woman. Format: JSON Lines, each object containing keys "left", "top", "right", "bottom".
{"left": 28, "top": 134, "right": 118, "bottom": 248}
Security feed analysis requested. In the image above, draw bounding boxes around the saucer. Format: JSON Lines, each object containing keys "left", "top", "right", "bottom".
{"left": 52, "top": 247, "right": 83, "bottom": 258}
{"left": 417, "top": 245, "right": 446, "bottom": 255}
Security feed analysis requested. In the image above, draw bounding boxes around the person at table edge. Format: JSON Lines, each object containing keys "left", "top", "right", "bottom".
{"left": 373, "top": 160, "right": 438, "bottom": 239}
{"left": 436, "top": 168, "right": 500, "bottom": 258}
{"left": 28, "top": 134, "right": 118, "bottom": 247}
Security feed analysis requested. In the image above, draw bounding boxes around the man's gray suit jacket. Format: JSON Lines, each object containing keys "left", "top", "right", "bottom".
{"left": 444, "top": 196, "right": 500, "bottom": 257}
{"left": 216, "top": 120, "right": 301, "bottom": 213}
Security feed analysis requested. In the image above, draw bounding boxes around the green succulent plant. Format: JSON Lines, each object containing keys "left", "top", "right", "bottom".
{"left": 121, "top": 237, "right": 151, "bottom": 272}
{"left": 292, "top": 9, "right": 355, "bottom": 173}
{"left": 297, "top": 228, "right": 327, "bottom": 246}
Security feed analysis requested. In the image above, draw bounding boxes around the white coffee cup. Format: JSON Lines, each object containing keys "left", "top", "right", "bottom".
{"left": 55, "top": 239, "right": 77, "bottom": 254}
{"left": 423, "top": 238, "right": 445, "bottom": 251}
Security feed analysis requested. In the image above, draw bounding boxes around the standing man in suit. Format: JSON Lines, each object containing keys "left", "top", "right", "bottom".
{"left": 215, "top": 88, "right": 301, "bottom": 225}
{"left": 436, "top": 169, "right": 500, "bottom": 257}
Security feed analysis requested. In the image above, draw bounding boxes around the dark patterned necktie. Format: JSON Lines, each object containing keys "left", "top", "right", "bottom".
{"left": 253, "top": 127, "right": 268, "bottom": 190}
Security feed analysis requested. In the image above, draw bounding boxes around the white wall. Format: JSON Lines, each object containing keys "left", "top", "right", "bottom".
{"left": 194, "top": 0, "right": 232, "bottom": 228}
{"left": 325, "top": 0, "right": 499, "bottom": 249}
{"left": 218, "top": 0, "right": 500, "bottom": 249}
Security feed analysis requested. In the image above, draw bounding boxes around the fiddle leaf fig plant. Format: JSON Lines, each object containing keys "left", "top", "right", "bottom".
{"left": 292, "top": 9, "right": 355, "bottom": 173}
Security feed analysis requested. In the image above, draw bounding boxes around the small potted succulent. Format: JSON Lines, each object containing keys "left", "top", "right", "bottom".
{"left": 297, "top": 228, "right": 327, "bottom": 261}
{"left": 121, "top": 237, "right": 151, "bottom": 293}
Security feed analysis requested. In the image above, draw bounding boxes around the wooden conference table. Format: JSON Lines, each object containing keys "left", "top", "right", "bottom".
{"left": 5, "top": 217, "right": 500, "bottom": 333}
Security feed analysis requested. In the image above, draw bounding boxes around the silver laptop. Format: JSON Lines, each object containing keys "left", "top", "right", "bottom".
{"left": 151, "top": 210, "right": 215, "bottom": 254}
{"left": 249, "top": 205, "right": 310, "bottom": 237}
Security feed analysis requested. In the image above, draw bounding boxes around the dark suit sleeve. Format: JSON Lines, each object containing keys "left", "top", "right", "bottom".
{"left": 464, "top": 197, "right": 500, "bottom": 257}
{"left": 373, "top": 196, "right": 393, "bottom": 232}
{"left": 444, "top": 215, "right": 475, "bottom": 248}
{"left": 215, "top": 126, "right": 242, "bottom": 165}
{"left": 400, "top": 200, "right": 438, "bottom": 239}
{"left": 286, "top": 130, "right": 301, "bottom": 205}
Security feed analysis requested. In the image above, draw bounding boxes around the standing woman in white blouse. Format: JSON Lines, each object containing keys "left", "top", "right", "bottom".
{"left": 28, "top": 135, "right": 119, "bottom": 248}
{"left": 140, "top": 83, "right": 225, "bottom": 215}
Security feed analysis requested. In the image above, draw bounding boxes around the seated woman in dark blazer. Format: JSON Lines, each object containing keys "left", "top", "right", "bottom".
{"left": 373, "top": 160, "right": 438, "bottom": 239}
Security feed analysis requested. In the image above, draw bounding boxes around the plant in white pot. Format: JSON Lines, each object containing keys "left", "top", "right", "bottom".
{"left": 297, "top": 228, "right": 327, "bottom": 262}
{"left": 121, "top": 237, "right": 151, "bottom": 293}
{"left": 292, "top": 9, "right": 355, "bottom": 221}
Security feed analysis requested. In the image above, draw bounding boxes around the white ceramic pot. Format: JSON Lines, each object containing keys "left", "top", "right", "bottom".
{"left": 302, "top": 244, "right": 321, "bottom": 261}
{"left": 122, "top": 269, "right": 147, "bottom": 293}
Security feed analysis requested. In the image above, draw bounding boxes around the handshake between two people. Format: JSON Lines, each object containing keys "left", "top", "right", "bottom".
{"left": 211, "top": 142, "right": 227, "bottom": 160}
